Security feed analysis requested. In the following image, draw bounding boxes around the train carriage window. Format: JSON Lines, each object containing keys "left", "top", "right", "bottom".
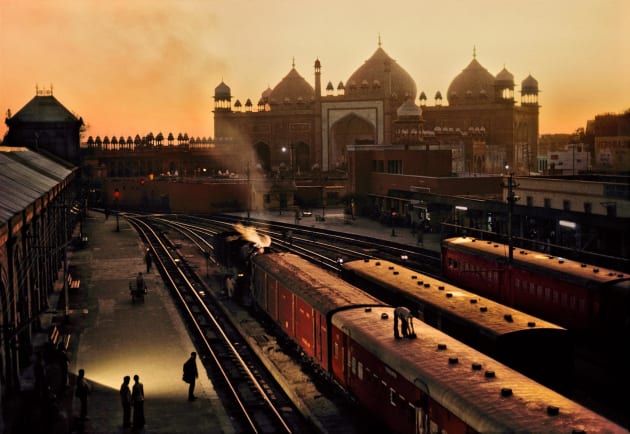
{"left": 529, "top": 282, "right": 535, "bottom": 295}
{"left": 333, "top": 342, "right": 339, "bottom": 359}
{"left": 553, "top": 290, "right": 559, "bottom": 304}
{"left": 570, "top": 294, "right": 576, "bottom": 310}
{"left": 545, "top": 287, "right": 551, "bottom": 299}
{"left": 351, "top": 356, "right": 357, "bottom": 375}
{"left": 358, "top": 361, "right": 364, "bottom": 380}
{"left": 579, "top": 298, "right": 585, "bottom": 313}
{"left": 561, "top": 293, "right": 568, "bottom": 306}
{"left": 537, "top": 285, "right": 543, "bottom": 298}
{"left": 389, "top": 388, "right": 397, "bottom": 407}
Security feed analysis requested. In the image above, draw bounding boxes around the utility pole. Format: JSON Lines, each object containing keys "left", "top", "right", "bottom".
{"left": 505, "top": 167, "right": 518, "bottom": 264}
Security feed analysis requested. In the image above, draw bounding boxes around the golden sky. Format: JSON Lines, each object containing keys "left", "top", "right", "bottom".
{"left": 1, "top": 0, "right": 629, "bottom": 141}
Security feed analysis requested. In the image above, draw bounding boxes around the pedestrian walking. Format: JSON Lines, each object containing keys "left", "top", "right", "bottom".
{"left": 144, "top": 248, "right": 152, "bottom": 273}
{"left": 120, "top": 376, "right": 132, "bottom": 429}
{"left": 75, "top": 368, "right": 91, "bottom": 420}
{"left": 182, "top": 352, "right": 199, "bottom": 401}
{"left": 131, "top": 374, "right": 145, "bottom": 429}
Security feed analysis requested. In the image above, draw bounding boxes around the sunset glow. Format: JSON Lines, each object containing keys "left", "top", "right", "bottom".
{"left": 1, "top": 0, "right": 628, "bottom": 141}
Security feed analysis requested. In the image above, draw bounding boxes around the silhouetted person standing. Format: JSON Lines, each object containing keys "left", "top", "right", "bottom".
{"left": 75, "top": 368, "right": 90, "bottom": 421}
{"left": 132, "top": 374, "right": 145, "bottom": 429}
{"left": 120, "top": 376, "right": 131, "bottom": 429}
{"left": 145, "top": 248, "right": 152, "bottom": 273}
{"left": 183, "top": 352, "right": 199, "bottom": 401}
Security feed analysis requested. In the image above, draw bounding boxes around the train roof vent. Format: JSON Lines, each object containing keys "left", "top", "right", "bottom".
{"left": 547, "top": 255, "right": 555, "bottom": 259}
{"left": 608, "top": 272, "right": 615, "bottom": 276}
{"left": 519, "top": 250, "right": 526, "bottom": 255}
{"left": 527, "top": 321, "right": 536, "bottom": 327}
{"left": 471, "top": 239, "right": 476, "bottom": 242}
{"left": 471, "top": 363, "right": 482, "bottom": 370}
{"left": 480, "top": 306, "right": 488, "bottom": 312}
{"left": 593, "top": 268, "right": 600, "bottom": 273}
{"left": 500, "top": 388, "right": 513, "bottom": 397}
{"left": 393, "top": 271, "right": 399, "bottom": 275}
{"left": 375, "top": 261, "right": 381, "bottom": 266}
{"left": 417, "top": 281, "right": 424, "bottom": 285}
{"left": 424, "top": 283, "right": 431, "bottom": 288}
{"left": 547, "top": 406, "right": 559, "bottom": 416}
{"left": 363, "top": 258, "right": 370, "bottom": 263}
{"left": 388, "top": 266, "right": 394, "bottom": 270}
{"left": 484, "top": 370, "right": 496, "bottom": 378}
{"left": 446, "top": 293, "right": 453, "bottom": 298}
{"left": 572, "top": 430, "right": 586, "bottom": 434}
{"left": 438, "top": 285, "right": 445, "bottom": 290}
{"left": 470, "top": 299, "right": 478, "bottom": 304}
{"left": 381, "top": 313, "right": 389, "bottom": 320}
{"left": 618, "top": 274, "right": 625, "bottom": 277}
{"left": 437, "top": 343, "right": 447, "bottom": 350}
{"left": 448, "top": 357, "right": 459, "bottom": 364}
{"left": 411, "top": 275, "right": 417, "bottom": 279}
{"left": 504, "top": 314, "right": 513, "bottom": 322}
{"left": 558, "top": 259, "right": 565, "bottom": 264}
{"left": 493, "top": 244, "right": 499, "bottom": 248}
{"left": 364, "top": 307, "right": 372, "bottom": 312}
{"left": 486, "top": 241, "right": 492, "bottom": 244}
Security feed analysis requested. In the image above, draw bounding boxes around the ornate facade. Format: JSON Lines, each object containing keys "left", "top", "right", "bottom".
{"left": 213, "top": 43, "right": 539, "bottom": 176}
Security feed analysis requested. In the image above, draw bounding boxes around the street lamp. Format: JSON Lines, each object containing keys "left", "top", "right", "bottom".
{"left": 114, "top": 188, "right": 121, "bottom": 232}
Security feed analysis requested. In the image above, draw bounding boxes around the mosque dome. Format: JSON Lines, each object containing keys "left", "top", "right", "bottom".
{"left": 214, "top": 81, "right": 231, "bottom": 100}
{"left": 447, "top": 55, "right": 495, "bottom": 105}
{"left": 347, "top": 45, "right": 417, "bottom": 100}
{"left": 495, "top": 67, "right": 514, "bottom": 86}
{"left": 396, "top": 98, "right": 422, "bottom": 118}
{"left": 521, "top": 74, "right": 539, "bottom": 94}
{"left": 269, "top": 66, "right": 314, "bottom": 107}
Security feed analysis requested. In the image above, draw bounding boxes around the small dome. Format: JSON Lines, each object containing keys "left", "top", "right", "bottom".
{"left": 521, "top": 74, "right": 539, "bottom": 93}
{"left": 214, "top": 81, "right": 231, "bottom": 100}
{"left": 396, "top": 98, "right": 422, "bottom": 118}
{"left": 234, "top": 99, "right": 242, "bottom": 107}
{"left": 495, "top": 67, "right": 514, "bottom": 85}
{"left": 419, "top": 91, "right": 427, "bottom": 101}
{"left": 326, "top": 81, "right": 334, "bottom": 91}
{"left": 447, "top": 56, "right": 495, "bottom": 105}
{"left": 435, "top": 91, "right": 443, "bottom": 100}
{"left": 337, "top": 81, "right": 345, "bottom": 90}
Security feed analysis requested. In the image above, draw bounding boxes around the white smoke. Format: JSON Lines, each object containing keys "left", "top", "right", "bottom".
{"left": 233, "top": 223, "right": 272, "bottom": 249}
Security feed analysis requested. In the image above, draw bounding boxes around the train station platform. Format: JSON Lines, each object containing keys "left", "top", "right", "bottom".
{"left": 8, "top": 210, "right": 235, "bottom": 434}
{"left": 231, "top": 208, "right": 443, "bottom": 253}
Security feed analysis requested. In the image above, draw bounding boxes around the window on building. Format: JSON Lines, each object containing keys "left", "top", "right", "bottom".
{"left": 605, "top": 203, "right": 617, "bottom": 218}
{"left": 372, "top": 160, "right": 384, "bottom": 172}
{"left": 526, "top": 196, "right": 533, "bottom": 206}
{"left": 563, "top": 200, "right": 571, "bottom": 211}
{"left": 544, "top": 198, "right": 551, "bottom": 208}
{"left": 387, "top": 160, "right": 402, "bottom": 174}
{"left": 584, "top": 202, "right": 592, "bottom": 214}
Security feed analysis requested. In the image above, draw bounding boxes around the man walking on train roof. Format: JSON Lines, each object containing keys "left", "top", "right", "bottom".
{"left": 183, "top": 352, "right": 199, "bottom": 401}
{"left": 395, "top": 306, "right": 415, "bottom": 339}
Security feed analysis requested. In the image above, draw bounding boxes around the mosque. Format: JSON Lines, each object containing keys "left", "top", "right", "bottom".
{"left": 213, "top": 41, "right": 540, "bottom": 176}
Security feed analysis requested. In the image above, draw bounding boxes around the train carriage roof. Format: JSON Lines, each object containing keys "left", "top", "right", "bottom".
{"left": 343, "top": 258, "right": 566, "bottom": 336}
{"left": 253, "top": 253, "right": 385, "bottom": 313}
{"left": 443, "top": 237, "right": 629, "bottom": 287}
{"left": 332, "top": 307, "right": 624, "bottom": 433}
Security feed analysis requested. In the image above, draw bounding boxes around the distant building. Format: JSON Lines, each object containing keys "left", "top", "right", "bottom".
{"left": 4, "top": 86, "right": 84, "bottom": 165}
{"left": 213, "top": 42, "right": 539, "bottom": 177}
{"left": 589, "top": 110, "right": 630, "bottom": 172}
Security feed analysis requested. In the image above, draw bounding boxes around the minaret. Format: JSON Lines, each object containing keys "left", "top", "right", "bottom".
{"left": 314, "top": 57, "right": 321, "bottom": 101}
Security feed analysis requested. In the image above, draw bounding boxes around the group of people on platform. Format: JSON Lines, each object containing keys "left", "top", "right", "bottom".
{"left": 74, "top": 352, "right": 198, "bottom": 431}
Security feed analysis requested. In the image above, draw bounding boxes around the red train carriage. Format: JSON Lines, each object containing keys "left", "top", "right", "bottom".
{"left": 341, "top": 258, "right": 572, "bottom": 392}
{"left": 331, "top": 306, "right": 625, "bottom": 434}
{"left": 251, "top": 252, "right": 386, "bottom": 372}
{"left": 441, "top": 236, "right": 630, "bottom": 335}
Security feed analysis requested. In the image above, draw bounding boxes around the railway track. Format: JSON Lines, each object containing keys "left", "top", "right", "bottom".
{"left": 138, "top": 212, "right": 629, "bottom": 429}
{"left": 126, "top": 216, "right": 312, "bottom": 434}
